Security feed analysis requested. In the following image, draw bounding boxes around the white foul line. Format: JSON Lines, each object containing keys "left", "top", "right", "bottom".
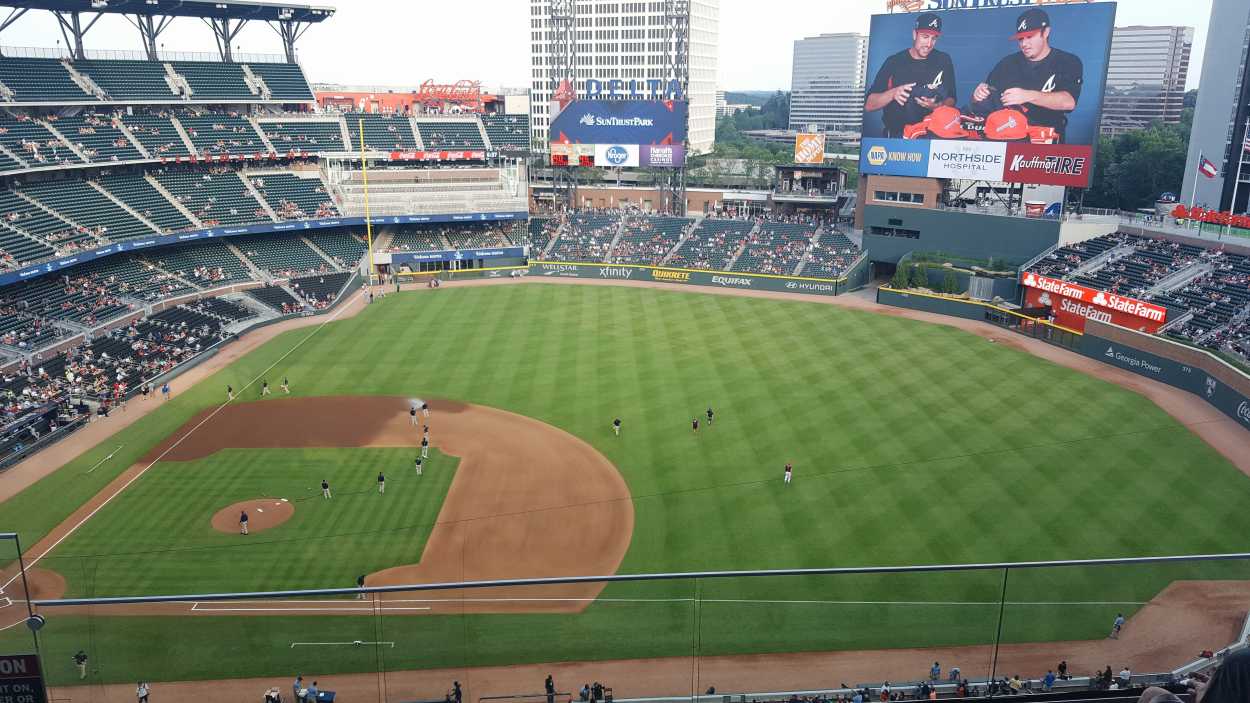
{"left": 84, "top": 445, "right": 125, "bottom": 474}
{"left": 191, "top": 603, "right": 431, "bottom": 612}
{"left": 1, "top": 289, "right": 367, "bottom": 593}
{"left": 290, "top": 641, "right": 395, "bottom": 648}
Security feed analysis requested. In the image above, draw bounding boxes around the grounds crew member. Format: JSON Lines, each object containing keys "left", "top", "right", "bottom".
{"left": 865, "top": 12, "right": 958, "bottom": 138}
{"left": 972, "top": 8, "right": 1084, "bottom": 143}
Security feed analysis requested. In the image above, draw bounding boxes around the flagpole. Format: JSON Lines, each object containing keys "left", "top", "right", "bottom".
{"left": 1190, "top": 151, "right": 1202, "bottom": 211}
{"left": 1226, "top": 119, "right": 1250, "bottom": 241}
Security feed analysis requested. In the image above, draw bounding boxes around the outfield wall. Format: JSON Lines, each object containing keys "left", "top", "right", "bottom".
{"left": 530, "top": 261, "right": 848, "bottom": 296}
{"left": 1080, "top": 320, "right": 1250, "bottom": 433}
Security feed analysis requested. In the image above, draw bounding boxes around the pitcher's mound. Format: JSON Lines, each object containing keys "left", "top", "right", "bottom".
{"left": 211, "top": 499, "right": 294, "bottom": 535}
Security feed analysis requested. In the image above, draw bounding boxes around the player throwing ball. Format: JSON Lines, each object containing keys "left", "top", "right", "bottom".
{"left": 864, "top": 12, "right": 957, "bottom": 138}
{"left": 972, "top": 9, "right": 1083, "bottom": 143}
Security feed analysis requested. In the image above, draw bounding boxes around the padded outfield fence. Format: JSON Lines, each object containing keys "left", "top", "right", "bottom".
{"left": 529, "top": 258, "right": 867, "bottom": 297}
{"left": 4, "top": 553, "right": 1250, "bottom": 702}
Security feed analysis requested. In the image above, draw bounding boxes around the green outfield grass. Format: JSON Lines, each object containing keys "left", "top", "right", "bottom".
{"left": 5, "top": 283, "right": 1250, "bottom": 684}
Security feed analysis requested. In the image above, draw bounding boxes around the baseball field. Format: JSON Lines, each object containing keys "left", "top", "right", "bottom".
{"left": 3, "top": 281, "right": 1250, "bottom": 693}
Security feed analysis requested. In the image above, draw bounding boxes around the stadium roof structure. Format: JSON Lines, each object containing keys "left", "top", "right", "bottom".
{"left": 0, "top": 0, "right": 335, "bottom": 62}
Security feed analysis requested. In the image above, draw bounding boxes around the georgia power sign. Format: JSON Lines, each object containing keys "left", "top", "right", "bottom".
{"left": 1020, "top": 272, "right": 1168, "bottom": 332}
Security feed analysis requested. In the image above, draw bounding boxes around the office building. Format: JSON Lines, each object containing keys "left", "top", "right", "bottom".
{"left": 1101, "top": 25, "right": 1193, "bottom": 136}
{"left": 1183, "top": 0, "right": 1250, "bottom": 213}
{"left": 788, "top": 33, "right": 867, "bottom": 134}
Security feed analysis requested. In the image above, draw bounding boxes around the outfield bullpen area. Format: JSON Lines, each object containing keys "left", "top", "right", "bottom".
{"left": 2, "top": 281, "right": 1250, "bottom": 698}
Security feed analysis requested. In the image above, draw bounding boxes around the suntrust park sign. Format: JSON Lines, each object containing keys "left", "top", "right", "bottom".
{"left": 1021, "top": 272, "right": 1167, "bottom": 323}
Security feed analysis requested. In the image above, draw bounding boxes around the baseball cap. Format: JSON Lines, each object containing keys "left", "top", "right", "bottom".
{"left": 985, "top": 109, "right": 1030, "bottom": 141}
{"left": 1013, "top": 8, "right": 1050, "bottom": 39}
{"left": 915, "top": 12, "right": 942, "bottom": 35}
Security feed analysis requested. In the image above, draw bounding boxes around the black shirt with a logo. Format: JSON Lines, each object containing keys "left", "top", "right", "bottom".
{"left": 984, "top": 47, "right": 1083, "bottom": 139}
{"left": 868, "top": 49, "right": 958, "bottom": 138}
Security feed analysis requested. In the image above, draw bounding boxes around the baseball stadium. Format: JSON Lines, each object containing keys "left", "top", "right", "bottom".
{"left": 0, "top": 0, "right": 1247, "bottom": 702}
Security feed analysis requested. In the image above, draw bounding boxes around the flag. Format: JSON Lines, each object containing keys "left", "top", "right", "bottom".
{"left": 1198, "top": 157, "right": 1218, "bottom": 179}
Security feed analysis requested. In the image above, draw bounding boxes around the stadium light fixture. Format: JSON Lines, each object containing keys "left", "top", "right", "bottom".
{"left": 91, "top": 0, "right": 108, "bottom": 7}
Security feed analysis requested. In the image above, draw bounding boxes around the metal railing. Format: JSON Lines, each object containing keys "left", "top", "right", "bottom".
{"left": 0, "top": 45, "right": 289, "bottom": 64}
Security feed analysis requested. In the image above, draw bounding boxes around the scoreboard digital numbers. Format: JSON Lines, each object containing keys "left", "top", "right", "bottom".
{"left": 0, "top": 655, "right": 45, "bottom": 703}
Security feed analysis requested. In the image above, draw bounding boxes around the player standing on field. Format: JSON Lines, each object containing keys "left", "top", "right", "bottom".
{"left": 410, "top": 406, "right": 418, "bottom": 425}
{"left": 612, "top": 418, "right": 622, "bottom": 436}
{"left": 415, "top": 456, "right": 423, "bottom": 475}
{"left": 281, "top": 377, "right": 290, "bottom": 394}
{"left": 422, "top": 401, "right": 430, "bottom": 418}
{"left": 261, "top": 380, "right": 270, "bottom": 396}
{"left": 784, "top": 463, "right": 793, "bottom": 485}
{"left": 973, "top": 9, "right": 1083, "bottom": 143}
{"left": 239, "top": 510, "right": 249, "bottom": 535}
{"left": 421, "top": 436, "right": 429, "bottom": 458}
{"left": 378, "top": 471, "right": 386, "bottom": 495}
{"left": 227, "top": 385, "right": 234, "bottom": 401}
{"left": 322, "top": 479, "right": 331, "bottom": 499}
{"left": 691, "top": 418, "right": 699, "bottom": 433}
{"left": 706, "top": 407, "right": 714, "bottom": 425}
{"left": 864, "top": 13, "right": 957, "bottom": 138}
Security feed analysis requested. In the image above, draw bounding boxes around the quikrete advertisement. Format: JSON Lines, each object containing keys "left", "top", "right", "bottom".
{"left": 860, "top": 2, "right": 1115, "bottom": 187}
{"left": 1020, "top": 271, "right": 1167, "bottom": 333}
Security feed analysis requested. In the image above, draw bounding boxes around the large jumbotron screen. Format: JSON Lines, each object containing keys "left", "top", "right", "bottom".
{"left": 859, "top": 2, "right": 1116, "bottom": 187}
{"left": 549, "top": 100, "right": 688, "bottom": 168}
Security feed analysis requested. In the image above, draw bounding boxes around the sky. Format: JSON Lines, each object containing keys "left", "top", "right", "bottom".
{"left": 7, "top": 0, "right": 1213, "bottom": 92}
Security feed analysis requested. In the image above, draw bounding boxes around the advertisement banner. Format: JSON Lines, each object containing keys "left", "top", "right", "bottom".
{"left": 594, "top": 144, "right": 641, "bottom": 168}
{"left": 926, "top": 140, "right": 1006, "bottom": 180}
{"left": 530, "top": 261, "right": 841, "bottom": 296}
{"left": 794, "top": 133, "right": 827, "bottom": 164}
{"left": 861, "top": 2, "right": 1115, "bottom": 187}
{"left": 641, "top": 144, "right": 686, "bottom": 168}
{"left": 549, "top": 100, "right": 688, "bottom": 148}
{"left": 860, "top": 137, "right": 931, "bottom": 177}
{"left": 0, "top": 653, "right": 46, "bottom": 703}
{"left": 1020, "top": 271, "right": 1167, "bottom": 332}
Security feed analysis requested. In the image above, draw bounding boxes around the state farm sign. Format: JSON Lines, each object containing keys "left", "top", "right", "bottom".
{"left": 1020, "top": 272, "right": 1167, "bottom": 333}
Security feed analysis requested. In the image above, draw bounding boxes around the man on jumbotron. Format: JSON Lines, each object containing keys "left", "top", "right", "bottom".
{"left": 972, "top": 8, "right": 1084, "bottom": 143}
{"left": 864, "top": 12, "right": 958, "bottom": 138}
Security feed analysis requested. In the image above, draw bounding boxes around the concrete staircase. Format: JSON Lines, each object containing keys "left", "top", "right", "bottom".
{"left": 301, "top": 235, "right": 344, "bottom": 271}
{"left": 0, "top": 220, "right": 59, "bottom": 258}
{"left": 408, "top": 117, "right": 425, "bottom": 150}
{"left": 113, "top": 119, "right": 151, "bottom": 159}
{"left": 474, "top": 119, "right": 491, "bottom": 151}
{"left": 792, "top": 227, "right": 823, "bottom": 277}
{"left": 88, "top": 181, "right": 163, "bottom": 235}
{"left": 722, "top": 223, "right": 759, "bottom": 272}
{"left": 144, "top": 174, "right": 203, "bottom": 228}
{"left": 59, "top": 59, "right": 106, "bottom": 100}
{"left": 338, "top": 116, "right": 354, "bottom": 152}
{"left": 226, "top": 240, "right": 269, "bottom": 281}
{"left": 659, "top": 217, "right": 701, "bottom": 267}
{"left": 602, "top": 216, "right": 628, "bottom": 263}
{"left": 248, "top": 117, "right": 278, "bottom": 153}
{"left": 168, "top": 115, "right": 198, "bottom": 155}
{"left": 237, "top": 172, "right": 279, "bottom": 222}
{"left": 12, "top": 189, "right": 106, "bottom": 245}
{"left": 164, "top": 64, "right": 192, "bottom": 99}
{"left": 36, "top": 119, "right": 89, "bottom": 162}
{"left": 240, "top": 65, "right": 273, "bottom": 101}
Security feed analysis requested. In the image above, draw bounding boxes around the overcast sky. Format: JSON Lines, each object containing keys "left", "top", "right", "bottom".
{"left": 9, "top": 0, "right": 1212, "bottom": 92}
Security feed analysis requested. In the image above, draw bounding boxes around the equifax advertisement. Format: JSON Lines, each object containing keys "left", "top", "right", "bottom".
{"left": 1020, "top": 272, "right": 1167, "bottom": 333}
{"left": 859, "top": 2, "right": 1115, "bottom": 187}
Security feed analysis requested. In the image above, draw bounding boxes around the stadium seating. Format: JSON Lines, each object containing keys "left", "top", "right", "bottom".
{"left": 67, "top": 254, "right": 195, "bottom": 303}
{"left": 480, "top": 114, "right": 529, "bottom": 149}
{"left": 609, "top": 215, "right": 690, "bottom": 265}
{"left": 0, "top": 147, "right": 24, "bottom": 172}
{"left": 188, "top": 296, "right": 257, "bottom": 324}
{"left": 549, "top": 212, "right": 618, "bottom": 262}
{"left": 733, "top": 221, "right": 816, "bottom": 276}
{"left": 306, "top": 231, "right": 367, "bottom": 268}
{"left": 442, "top": 224, "right": 511, "bottom": 249}
{"left": 388, "top": 226, "right": 450, "bottom": 251}
{"left": 171, "top": 61, "right": 253, "bottom": 101}
{"left": 11, "top": 270, "right": 132, "bottom": 327}
{"left": 154, "top": 170, "right": 269, "bottom": 226}
{"left": 48, "top": 114, "right": 145, "bottom": 162}
{"left": 290, "top": 271, "right": 351, "bottom": 309}
{"left": 0, "top": 57, "right": 89, "bottom": 103}
{"left": 96, "top": 174, "right": 196, "bottom": 233}
{"left": 71, "top": 60, "right": 177, "bottom": 101}
{"left": 528, "top": 217, "right": 560, "bottom": 254}
{"left": 1029, "top": 234, "right": 1129, "bottom": 278}
{"left": 666, "top": 218, "right": 753, "bottom": 271}
{"left": 144, "top": 239, "right": 252, "bottom": 286}
{"left": 0, "top": 189, "right": 96, "bottom": 252}
{"left": 117, "top": 113, "right": 192, "bottom": 158}
{"left": 416, "top": 121, "right": 486, "bottom": 150}
{"left": 176, "top": 112, "right": 266, "bottom": 156}
{"left": 0, "top": 225, "right": 55, "bottom": 267}
{"left": 259, "top": 120, "right": 347, "bottom": 151}
{"left": 21, "top": 180, "right": 156, "bottom": 241}
{"left": 0, "top": 114, "right": 82, "bottom": 167}
{"left": 349, "top": 113, "right": 419, "bottom": 150}
{"left": 233, "top": 234, "right": 333, "bottom": 277}
{"left": 245, "top": 63, "right": 314, "bottom": 101}
{"left": 0, "top": 310, "right": 63, "bottom": 350}
{"left": 246, "top": 284, "right": 300, "bottom": 313}
{"left": 803, "top": 231, "right": 860, "bottom": 279}
{"left": 248, "top": 172, "right": 336, "bottom": 220}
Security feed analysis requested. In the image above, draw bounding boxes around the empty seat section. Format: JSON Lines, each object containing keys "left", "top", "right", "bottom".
{"left": 233, "top": 234, "right": 332, "bottom": 276}
{"left": 388, "top": 226, "right": 448, "bottom": 251}
{"left": 119, "top": 114, "right": 191, "bottom": 158}
{"left": 248, "top": 173, "right": 337, "bottom": 220}
{"left": 155, "top": 171, "right": 265, "bottom": 226}
{"left": 246, "top": 63, "right": 314, "bottom": 101}
{"left": 0, "top": 226, "right": 54, "bottom": 267}
{"left": 481, "top": 114, "right": 529, "bottom": 149}
{"left": 0, "top": 58, "right": 89, "bottom": 102}
{"left": 49, "top": 114, "right": 144, "bottom": 162}
{"left": 246, "top": 284, "right": 299, "bottom": 313}
{"left": 171, "top": 61, "right": 253, "bottom": 100}
{"left": 290, "top": 271, "right": 350, "bottom": 307}
{"left": 176, "top": 113, "right": 265, "bottom": 156}
{"left": 21, "top": 180, "right": 155, "bottom": 241}
{"left": 259, "top": 120, "right": 346, "bottom": 151}
{"left": 443, "top": 224, "right": 511, "bottom": 249}
{"left": 189, "top": 297, "right": 257, "bottom": 323}
{"left": 0, "top": 115, "right": 82, "bottom": 167}
{"left": 144, "top": 240, "right": 252, "bottom": 286}
{"left": 0, "top": 189, "right": 94, "bottom": 251}
{"left": 306, "top": 231, "right": 366, "bottom": 266}
{"left": 348, "top": 114, "right": 418, "bottom": 150}
{"left": 71, "top": 60, "right": 177, "bottom": 101}
{"left": 416, "top": 121, "right": 486, "bottom": 150}
{"left": 96, "top": 174, "right": 195, "bottom": 233}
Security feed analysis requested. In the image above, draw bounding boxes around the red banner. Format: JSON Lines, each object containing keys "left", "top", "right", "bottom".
{"left": 1172, "top": 205, "right": 1250, "bottom": 230}
{"left": 387, "top": 150, "right": 485, "bottom": 162}
{"left": 1003, "top": 143, "right": 1093, "bottom": 187}
{"left": 1019, "top": 272, "right": 1167, "bottom": 332}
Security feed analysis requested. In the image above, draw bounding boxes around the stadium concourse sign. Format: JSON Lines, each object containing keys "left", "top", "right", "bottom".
{"left": 531, "top": 261, "right": 843, "bottom": 296}
{"left": 0, "top": 211, "right": 529, "bottom": 288}
{"left": 861, "top": 2, "right": 1115, "bottom": 187}
{"left": 1019, "top": 271, "right": 1167, "bottom": 333}
{"left": 0, "top": 654, "right": 46, "bottom": 703}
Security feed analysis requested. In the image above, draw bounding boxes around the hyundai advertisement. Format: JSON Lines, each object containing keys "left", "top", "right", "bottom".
{"left": 549, "top": 100, "right": 688, "bottom": 169}
{"left": 860, "top": 2, "right": 1115, "bottom": 187}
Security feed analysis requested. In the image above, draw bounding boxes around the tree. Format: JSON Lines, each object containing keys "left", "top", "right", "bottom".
{"left": 891, "top": 264, "right": 911, "bottom": 289}
{"left": 942, "top": 270, "right": 959, "bottom": 295}
{"left": 1086, "top": 117, "right": 1192, "bottom": 211}
{"left": 910, "top": 264, "right": 929, "bottom": 289}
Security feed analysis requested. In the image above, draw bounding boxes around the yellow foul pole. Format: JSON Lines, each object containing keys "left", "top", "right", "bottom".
{"left": 358, "top": 117, "right": 375, "bottom": 286}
